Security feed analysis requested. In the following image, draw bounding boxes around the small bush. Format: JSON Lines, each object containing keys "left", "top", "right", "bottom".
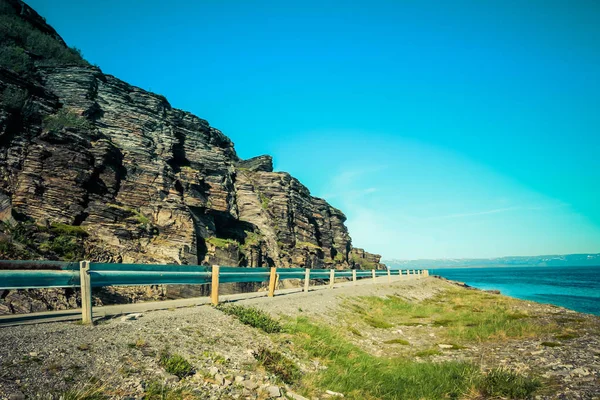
{"left": 258, "top": 192, "right": 269, "bottom": 209}
{"left": 40, "top": 235, "right": 84, "bottom": 260}
{"left": 255, "top": 348, "right": 300, "bottom": 384}
{"left": 1, "top": 86, "right": 28, "bottom": 110}
{"left": 216, "top": 304, "right": 282, "bottom": 333}
{"left": 43, "top": 109, "right": 94, "bottom": 131}
{"left": 159, "top": 351, "right": 194, "bottom": 378}
{"left": 0, "top": 45, "right": 32, "bottom": 73}
{"left": 479, "top": 368, "right": 541, "bottom": 399}
{"left": 0, "top": 14, "right": 88, "bottom": 68}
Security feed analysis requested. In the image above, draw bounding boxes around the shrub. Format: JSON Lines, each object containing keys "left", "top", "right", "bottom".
{"left": 0, "top": 45, "right": 32, "bottom": 73}
{"left": 1, "top": 86, "right": 28, "bottom": 110}
{"left": 40, "top": 235, "right": 84, "bottom": 260}
{"left": 255, "top": 348, "right": 300, "bottom": 384}
{"left": 216, "top": 304, "right": 282, "bottom": 333}
{"left": 479, "top": 368, "right": 541, "bottom": 399}
{"left": 159, "top": 351, "right": 194, "bottom": 378}
{"left": 258, "top": 192, "right": 269, "bottom": 209}
{"left": 0, "top": 14, "right": 88, "bottom": 69}
{"left": 43, "top": 109, "right": 94, "bottom": 131}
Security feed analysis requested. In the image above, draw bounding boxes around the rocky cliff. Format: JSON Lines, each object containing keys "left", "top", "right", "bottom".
{"left": 0, "top": 1, "right": 385, "bottom": 280}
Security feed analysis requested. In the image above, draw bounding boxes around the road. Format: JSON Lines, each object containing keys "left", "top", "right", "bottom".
{"left": 0, "top": 274, "right": 421, "bottom": 327}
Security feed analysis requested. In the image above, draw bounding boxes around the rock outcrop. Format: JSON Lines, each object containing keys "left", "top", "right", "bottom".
{"left": 0, "top": 1, "right": 386, "bottom": 312}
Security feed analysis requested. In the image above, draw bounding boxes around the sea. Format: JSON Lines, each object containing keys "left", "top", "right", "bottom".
{"left": 430, "top": 265, "right": 600, "bottom": 316}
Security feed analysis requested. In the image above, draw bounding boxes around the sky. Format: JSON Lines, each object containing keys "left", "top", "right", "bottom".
{"left": 27, "top": 0, "right": 600, "bottom": 260}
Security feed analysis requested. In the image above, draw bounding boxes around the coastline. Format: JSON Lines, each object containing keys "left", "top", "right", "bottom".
{"left": 431, "top": 265, "right": 600, "bottom": 316}
{"left": 0, "top": 277, "right": 598, "bottom": 399}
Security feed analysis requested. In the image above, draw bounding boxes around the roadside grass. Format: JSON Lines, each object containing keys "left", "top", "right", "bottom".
{"left": 478, "top": 367, "right": 541, "bottom": 399}
{"left": 216, "top": 304, "right": 282, "bottom": 333}
{"left": 143, "top": 381, "right": 199, "bottom": 400}
{"left": 255, "top": 347, "right": 300, "bottom": 384}
{"left": 285, "top": 317, "right": 540, "bottom": 400}
{"left": 159, "top": 351, "right": 194, "bottom": 378}
{"left": 58, "top": 379, "right": 108, "bottom": 400}
{"left": 384, "top": 338, "right": 409, "bottom": 345}
{"left": 344, "top": 289, "right": 559, "bottom": 343}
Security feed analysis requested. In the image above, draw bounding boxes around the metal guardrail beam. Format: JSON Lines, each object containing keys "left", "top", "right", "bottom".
{"left": 0, "top": 259, "right": 428, "bottom": 325}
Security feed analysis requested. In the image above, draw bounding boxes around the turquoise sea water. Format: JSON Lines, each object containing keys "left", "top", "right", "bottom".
{"left": 430, "top": 265, "right": 600, "bottom": 316}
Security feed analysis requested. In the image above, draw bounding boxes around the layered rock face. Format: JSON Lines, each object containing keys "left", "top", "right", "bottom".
{"left": 0, "top": 1, "right": 385, "bottom": 276}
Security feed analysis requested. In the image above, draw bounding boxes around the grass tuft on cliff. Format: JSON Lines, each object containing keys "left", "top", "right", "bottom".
{"left": 43, "top": 109, "right": 94, "bottom": 132}
{"left": 206, "top": 237, "right": 239, "bottom": 249}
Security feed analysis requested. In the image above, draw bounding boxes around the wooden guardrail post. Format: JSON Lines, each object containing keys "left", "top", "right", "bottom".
{"left": 372, "top": 269, "right": 376, "bottom": 282}
{"left": 352, "top": 269, "right": 357, "bottom": 285}
{"left": 79, "top": 260, "right": 92, "bottom": 324}
{"left": 329, "top": 269, "right": 335, "bottom": 289}
{"left": 304, "top": 268, "right": 310, "bottom": 292}
{"left": 268, "top": 267, "right": 277, "bottom": 297}
{"left": 211, "top": 265, "right": 220, "bottom": 305}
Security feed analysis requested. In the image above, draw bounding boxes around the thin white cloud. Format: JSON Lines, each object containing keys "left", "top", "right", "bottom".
{"left": 429, "top": 206, "right": 521, "bottom": 220}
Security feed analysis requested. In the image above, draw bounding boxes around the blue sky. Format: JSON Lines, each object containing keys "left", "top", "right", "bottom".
{"left": 28, "top": 0, "right": 600, "bottom": 259}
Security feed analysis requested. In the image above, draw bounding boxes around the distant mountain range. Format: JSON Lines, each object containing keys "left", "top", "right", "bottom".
{"left": 383, "top": 253, "right": 600, "bottom": 269}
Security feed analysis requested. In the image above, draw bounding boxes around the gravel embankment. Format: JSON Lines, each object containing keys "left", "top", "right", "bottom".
{"left": 0, "top": 277, "right": 599, "bottom": 399}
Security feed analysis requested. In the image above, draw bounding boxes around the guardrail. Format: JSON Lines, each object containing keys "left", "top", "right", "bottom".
{"left": 0, "top": 260, "right": 429, "bottom": 324}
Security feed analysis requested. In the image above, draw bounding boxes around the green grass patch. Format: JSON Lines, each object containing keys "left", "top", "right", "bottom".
{"left": 216, "top": 304, "right": 282, "bottom": 333}
{"left": 384, "top": 338, "right": 409, "bottom": 345}
{"left": 50, "top": 223, "right": 88, "bottom": 237}
{"left": 255, "top": 347, "right": 300, "bottom": 384}
{"left": 555, "top": 332, "right": 579, "bottom": 340}
{"left": 363, "top": 315, "right": 393, "bottom": 329}
{"left": 415, "top": 348, "right": 442, "bottom": 357}
{"left": 286, "top": 317, "right": 541, "bottom": 399}
{"left": 479, "top": 368, "right": 541, "bottom": 399}
{"left": 346, "top": 326, "right": 363, "bottom": 337}
{"left": 142, "top": 380, "right": 197, "bottom": 400}
{"left": 296, "top": 241, "right": 323, "bottom": 250}
{"left": 287, "top": 317, "right": 484, "bottom": 399}
{"left": 159, "top": 352, "right": 194, "bottom": 378}
{"left": 206, "top": 237, "right": 239, "bottom": 249}
{"left": 346, "top": 289, "right": 553, "bottom": 343}
{"left": 43, "top": 109, "right": 94, "bottom": 131}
